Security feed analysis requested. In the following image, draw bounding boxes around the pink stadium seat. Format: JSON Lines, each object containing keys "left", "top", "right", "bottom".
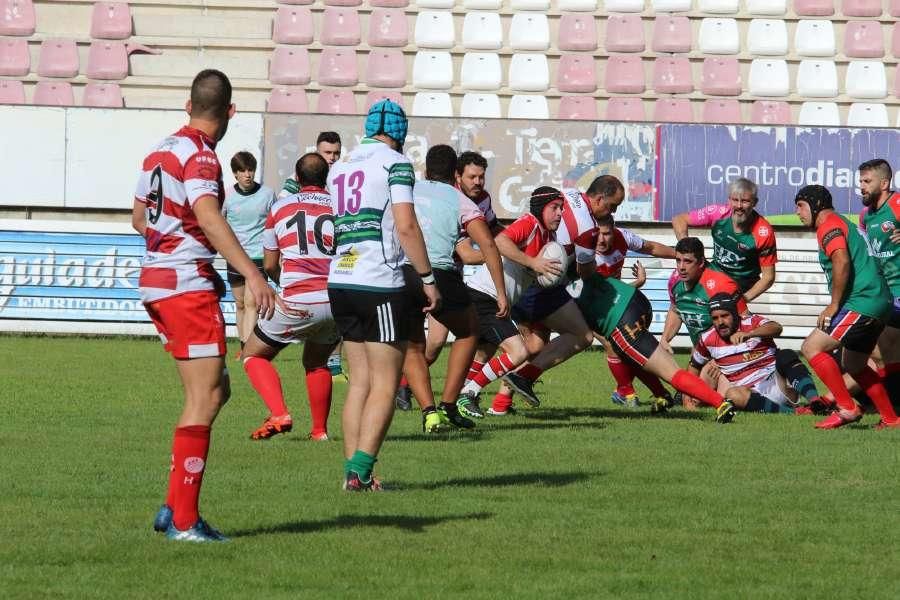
{"left": 38, "top": 39, "right": 79, "bottom": 78}
{"left": 317, "top": 48, "right": 358, "bottom": 86}
{"left": 267, "top": 87, "right": 309, "bottom": 112}
{"left": 652, "top": 57, "right": 692, "bottom": 93}
{"left": 841, "top": 0, "right": 881, "bottom": 16}
{"left": 606, "top": 97, "right": 645, "bottom": 121}
{"left": 83, "top": 82, "right": 123, "bottom": 107}
{"left": 558, "top": 96, "right": 598, "bottom": 120}
{"left": 844, "top": 21, "right": 884, "bottom": 58}
{"left": 316, "top": 89, "right": 358, "bottom": 114}
{"left": 273, "top": 7, "right": 314, "bottom": 45}
{"left": 750, "top": 100, "right": 791, "bottom": 124}
{"left": 324, "top": 0, "right": 361, "bottom": 5}
{"left": 605, "top": 14, "right": 645, "bottom": 53}
{"left": 277, "top": 0, "right": 314, "bottom": 4}
{"left": 604, "top": 55, "right": 645, "bottom": 93}
{"left": 652, "top": 16, "right": 691, "bottom": 53}
{"left": 557, "top": 14, "right": 597, "bottom": 52}
{"left": 368, "top": 8, "right": 408, "bottom": 47}
{"left": 0, "top": 38, "right": 30, "bottom": 76}
{"left": 892, "top": 0, "right": 900, "bottom": 17}
{"left": 702, "top": 99, "right": 743, "bottom": 123}
{"left": 269, "top": 47, "right": 310, "bottom": 85}
{"left": 86, "top": 41, "right": 128, "bottom": 80}
{"left": 893, "top": 23, "right": 900, "bottom": 58}
{"left": 366, "top": 49, "right": 405, "bottom": 87}
{"left": 365, "top": 90, "right": 403, "bottom": 109}
{"left": 557, "top": 55, "right": 597, "bottom": 93}
{"left": 701, "top": 57, "right": 741, "bottom": 96}
{"left": 33, "top": 81, "right": 74, "bottom": 106}
{"left": 895, "top": 65, "right": 900, "bottom": 97}
{"left": 794, "top": 0, "right": 834, "bottom": 15}
{"left": 369, "top": 0, "right": 408, "bottom": 5}
{"left": 654, "top": 98, "right": 693, "bottom": 122}
{"left": 90, "top": 2, "right": 131, "bottom": 40}
{"left": 320, "top": 8, "right": 361, "bottom": 46}
{"left": 0, "top": 79, "right": 25, "bottom": 104}
{"left": 0, "top": 0, "right": 35, "bottom": 35}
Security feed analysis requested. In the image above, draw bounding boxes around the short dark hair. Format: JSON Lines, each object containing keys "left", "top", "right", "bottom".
{"left": 675, "top": 237, "right": 706, "bottom": 263}
{"left": 595, "top": 213, "right": 615, "bottom": 229}
{"left": 316, "top": 131, "right": 341, "bottom": 146}
{"left": 230, "top": 151, "right": 257, "bottom": 173}
{"left": 586, "top": 174, "right": 624, "bottom": 198}
{"left": 295, "top": 152, "right": 328, "bottom": 188}
{"left": 425, "top": 144, "right": 458, "bottom": 184}
{"left": 859, "top": 158, "right": 893, "bottom": 183}
{"left": 456, "top": 151, "right": 488, "bottom": 175}
{"left": 189, "top": 69, "right": 232, "bottom": 118}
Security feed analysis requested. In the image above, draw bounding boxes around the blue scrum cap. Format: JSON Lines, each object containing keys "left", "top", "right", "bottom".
{"left": 364, "top": 99, "right": 408, "bottom": 144}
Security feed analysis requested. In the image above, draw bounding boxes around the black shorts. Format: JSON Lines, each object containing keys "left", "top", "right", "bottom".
{"left": 468, "top": 287, "right": 520, "bottom": 346}
{"left": 511, "top": 283, "right": 572, "bottom": 324}
{"left": 887, "top": 297, "right": 900, "bottom": 329}
{"left": 226, "top": 258, "right": 266, "bottom": 286}
{"left": 608, "top": 292, "right": 658, "bottom": 368}
{"left": 328, "top": 287, "right": 410, "bottom": 343}
{"left": 826, "top": 307, "right": 884, "bottom": 354}
{"left": 402, "top": 265, "right": 472, "bottom": 315}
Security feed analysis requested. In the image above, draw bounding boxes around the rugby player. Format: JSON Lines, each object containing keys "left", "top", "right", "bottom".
{"left": 279, "top": 131, "right": 342, "bottom": 198}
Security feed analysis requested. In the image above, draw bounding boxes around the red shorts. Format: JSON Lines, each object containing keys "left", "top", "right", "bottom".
{"left": 145, "top": 291, "right": 226, "bottom": 359}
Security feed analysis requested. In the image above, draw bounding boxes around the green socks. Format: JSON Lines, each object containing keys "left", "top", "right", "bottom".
{"left": 345, "top": 450, "right": 377, "bottom": 481}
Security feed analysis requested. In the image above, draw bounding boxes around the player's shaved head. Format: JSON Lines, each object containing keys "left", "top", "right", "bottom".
{"left": 858, "top": 158, "right": 893, "bottom": 183}
{"left": 425, "top": 144, "right": 458, "bottom": 184}
{"left": 586, "top": 174, "right": 624, "bottom": 199}
{"left": 189, "top": 69, "right": 232, "bottom": 118}
{"left": 296, "top": 152, "right": 328, "bottom": 188}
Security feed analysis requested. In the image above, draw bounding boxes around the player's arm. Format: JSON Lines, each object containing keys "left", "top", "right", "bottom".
{"left": 263, "top": 248, "right": 281, "bottom": 285}
{"left": 672, "top": 211, "right": 691, "bottom": 240}
{"left": 742, "top": 265, "right": 775, "bottom": 302}
{"left": 822, "top": 247, "right": 850, "bottom": 329}
{"left": 455, "top": 238, "right": 484, "bottom": 265}
{"left": 660, "top": 307, "right": 682, "bottom": 353}
{"left": 466, "top": 218, "right": 509, "bottom": 318}
{"left": 731, "top": 317, "right": 782, "bottom": 344}
{"left": 641, "top": 240, "right": 676, "bottom": 259}
{"left": 629, "top": 261, "right": 646, "bottom": 288}
{"left": 131, "top": 199, "right": 146, "bottom": 237}
{"left": 574, "top": 232, "right": 598, "bottom": 280}
{"left": 494, "top": 233, "right": 560, "bottom": 277}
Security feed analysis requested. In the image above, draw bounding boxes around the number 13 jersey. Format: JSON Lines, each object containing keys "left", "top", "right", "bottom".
{"left": 327, "top": 138, "right": 415, "bottom": 292}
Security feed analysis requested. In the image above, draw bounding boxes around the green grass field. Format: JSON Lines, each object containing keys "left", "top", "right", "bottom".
{"left": 2, "top": 335, "right": 899, "bottom": 599}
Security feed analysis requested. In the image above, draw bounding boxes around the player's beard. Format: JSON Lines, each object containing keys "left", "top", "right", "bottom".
{"left": 861, "top": 190, "right": 880, "bottom": 207}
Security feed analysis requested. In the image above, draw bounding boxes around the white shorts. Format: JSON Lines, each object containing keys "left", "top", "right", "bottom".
{"left": 255, "top": 301, "right": 339, "bottom": 348}
{"left": 751, "top": 372, "right": 794, "bottom": 409}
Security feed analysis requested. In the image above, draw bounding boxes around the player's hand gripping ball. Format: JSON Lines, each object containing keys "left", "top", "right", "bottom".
{"left": 536, "top": 241, "right": 567, "bottom": 288}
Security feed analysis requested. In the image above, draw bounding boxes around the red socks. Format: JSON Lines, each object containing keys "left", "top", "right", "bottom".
{"left": 517, "top": 362, "right": 544, "bottom": 382}
{"left": 243, "top": 356, "right": 288, "bottom": 416}
{"left": 855, "top": 366, "right": 898, "bottom": 422}
{"left": 671, "top": 370, "right": 723, "bottom": 408}
{"left": 306, "top": 367, "right": 332, "bottom": 436}
{"left": 469, "top": 354, "right": 516, "bottom": 391}
{"left": 399, "top": 375, "right": 408, "bottom": 387}
{"left": 809, "top": 352, "right": 857, "bottom": 412}
{"left": 168, "top": 425, "right": 210, "bottom": 530}
{"left": 492, "top": 388, "right": 513, "bottom": 413}
{"left": 466, "top": 360, "right": 485, "bottom": 384}
{"left": 606, "top": 356, "right": 635, "bottom": 396}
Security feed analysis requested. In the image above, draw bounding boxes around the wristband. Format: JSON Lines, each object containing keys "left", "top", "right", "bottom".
{"left": 419, "top": 271, "right": 436, "bottom": 285}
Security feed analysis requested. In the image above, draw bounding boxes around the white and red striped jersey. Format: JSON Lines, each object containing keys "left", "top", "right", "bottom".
{"left": 262, "top": 186, "right": 334, "bottom": 305}
{"left": 135, "top": 126, "right": 225, "bottom": 304}
{"left": 595, "top": 227, "right": 645, "bottom": 278}
{"left": 555, "top": 187, "right": 598, "bottom": 265}
{"left": 691, "top": 314, "right": 778, "bottom": 387}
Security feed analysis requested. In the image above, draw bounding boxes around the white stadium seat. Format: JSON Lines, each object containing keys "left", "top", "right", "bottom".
{"left": 508, "top": 95, "right": 549, "bottom": 119}
{"left": 746, "top": 0, "right": 787, "bottom": 15}
{"left": 412, "top": 51, "right": 453, "bottom": 89}
{"left": 798, "top": 101, "right": 840, "bottom": 126}
{"left": 558, "top": 0, "right": 597, "bottom": 9}
{"left": 698, "top": 19, "right": 740, "bottom": 54}
{"left": 412, "top": 92, "right": 453, "bottom": 116}
{"left": 460, "top": 53, "right": 502, "bottom": 90}
{"left": 794, "top": 20, "right": 835, "bottom": 57}
{"left": 748, "top": 59, "right": 789, "bottom": 96}
{"left": 415, "top": 12, "right": 455, "bottom": 49}
{"left": 796, "top": 60, "right": 838, "bottom": 97}
{"left": 604, "top": 0, "right": 645, "bottom": 11}
{"left": 698, "top": 0, "right": 739, "bottom": 13}
{"left": 845, "top": 61, "right": 887, "bottom": 99}
{"left": 651, "top": 0, "right": 692, "bottom": 10}
{"left": 460, "top": 93, "right": 502, "bottom": 118}
{"left": 509, "top": 13, "right": 549, "bottom": 51}
{"left": 508, "top": 53, "right": 549, "bottom": 92}
{"left": 510, "top": 0, "right": 550, "bottom": 9}
{"left": 747, "top": 19, "right": 788, "bottom": 56}
{"left": 462, "top": 0, "right": 501, "bottom": 7}
{"left": 847, "top": 103, "right": 889, "bottom": 127}
{"left": 461, "top": 12, "right": 502, "bottom": 50}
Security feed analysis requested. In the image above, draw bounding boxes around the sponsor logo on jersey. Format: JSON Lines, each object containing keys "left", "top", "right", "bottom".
{"left": 757, "top": 226, "right": 769, "bottom": 236}
{"left": 882, "top": 222, "right": 895, "bottom": 233}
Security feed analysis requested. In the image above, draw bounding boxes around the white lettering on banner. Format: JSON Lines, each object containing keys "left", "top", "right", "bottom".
{"left": 0, "top": 249, "right": 140, "bottom": 289}
{"left": 707, "top": 160, "right": 858, "bottom": 189}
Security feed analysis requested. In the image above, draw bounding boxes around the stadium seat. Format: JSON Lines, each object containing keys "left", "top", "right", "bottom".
{"left": 651, "top": 0, "right": 692, "bottom": 10}
{"left": 798, "top": 101, "right": 840, "bottom": 125}
{"left": 86, "top": 41, "right": 128, "bottom": 80}
{"left": 90, "top": 2, "right": 131, "bottom": 40}
{"left": 273, "top": 7, "right": 314, "bottom": 45}
{"left": 750, "top": 100, "right": 791, "bottom": 124}
{"left": 892, "top": 23, "right": 900, "bottom": 58}
{"left": 460, "top": 93, "right": 501, "bottom": 118}
{"left": 369, "top": 0, "right": 408, "bottom": 6}
{"left": 847, "top": 102, "right": 888, "bottom": 127}
{"left": 652, "top": 56, "right": 693, "bottom": 93}
{"left": 0, "top": 0, "right": 35, "bottom": 36}
{"left": 842, "top": 0, "right": 881, "bottom": 17}
{"left": 794, "top": 0, "right": 835, "bottom": 16}
{"left": 698, "top": 0, "right": 739, "bottom": 13}
{"left": 33, "top": 81, "right": 74, "bottom": 106}
{"left": 317, "top": 48, "right": 358, "bottom": 86}
{"left": 316, "top": 89, "right": 358, "bottom": 114}
{"left": 268, "top": 87, "right": 309, "bottom": 113}
{"left": 558, "top": 96, "right": 598, "bottom": 120}
{"left": 366, "top": 49, "right": 406, "bottom": 88}
{"left": 417, "top": 0, "right": 454, "bottom": 7}
{"left": 365, "top": 90, "right": 403, "bottom": 109}
{"left": 654, "top": 98, "right": 693, "bottom": 122}
{"left": 843, "top": 21, "right": 884, "bottom": 58}
{"left": 415, "top": 12, "right": 455, "bottom": 49}
{"left": 509, "top": 13, "right": 549, "bottom": 51}
{"left": 320, "top": 8, "right": 361, "bottom": 46}
{"left": 0, "top": 79, "right": 25, "bottom": 104}
{"left": 604, "top": 55, "right": 645, "bottom": 93}
{"left": 747, "top": 19, "right": 788, "bottom": 56}
{"left": 508, "top": 54, "right": 549, "bottom": 92}
{"left": 557, "top": 54, "right": 597, "bottom": 93}
{"left": 652, "top": 16, "right": 691, "bottom": 53}
{"left": 892, "top": 0, "right": 900, "bottom": 17}
{"left": 700, "top": 57, "right": 741, "bottom": 96}
{"left": 794, "top": 20, "right": 835, "bottom": 56}
{"left": 278, "top": 0, "right": 316, "bottom": 4}
{"left": 37, "top": 39, "right": 79, "bottom": 78}
{"left": 895, "top": 65, "right": 900, "bottom": 97}
{"left": 368, "top": 8, "right": 408, "bottom": 47}
{"left": 0, "top": 38, "right": 29, "bottom": 76}
{"left": 605, "top": 0, "right": 644, "bottom": 11}
{"left": 606, "top": 97, "right": 646, "bottom": 121}
{"left": 269, "top": 47, "right": 311, "bottom": 85}
{"left": 461, "top": 13, "right": 502, "bottom": 50}
{"left": 82, "top": 82, "right": 123, "bottom": 107}
{"left": 510, "top": 0, "right": 550, "bottom": 9}
{"left": 703, "top": 99, "right": 743, "bottom": 123}
{"left": 460, "top": 52, "right": 502, "bottom": 90}
{"left": 557, "top": 15, "right": 598, "bottom": 52}
{"left": 747, "top": 59, "right": 789, "bottom": 96}
{"left": 412, "top": 51, "right": 453, "bottom": 89}
{"left": 463, "top": 0, "right": 501, "bottom": 8}
{"left": 508, "top": 95, "right": 549, "bottom": 119}
{"left": 559, "top": 0, "right": 597, "bottom": 9}
{"left": 412, "top": 92, "right": 453, "bottom": 116}
{"left": 698, "top": 19, "right": 740, "bottom": 54}
{"left": 745, "top": 0, "right": 786, "bottom": 15}
{"left": 796, "top": 60, "right": 838, "bottom": 97}
{"left": 845, "top": 61, "right": 886, "bottom": 98}
{"left": 324, "top": 0, "right": 361, "bottom": 5}
{"left": 605, "top": 15, "right": 645, "bottom": 53}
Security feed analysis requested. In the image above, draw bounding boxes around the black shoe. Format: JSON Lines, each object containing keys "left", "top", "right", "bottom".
{"left": 504, "top": 372, "right": 540, "bottom": 407}
{"left": 395, "top": 385, "right": 412, "bottom": 411}
{"left": 456, "top": 390, "right": 485, "bottom": 419}
{"left": 439, "top": 402, "right": 476, "bottom": 429}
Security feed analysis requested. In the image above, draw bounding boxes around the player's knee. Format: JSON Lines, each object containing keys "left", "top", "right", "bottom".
{"left": 775, "top": 349, "right": 801, "bottom": 375}
{"left": 799, "top": 337, "right": 816, "bottom": 360}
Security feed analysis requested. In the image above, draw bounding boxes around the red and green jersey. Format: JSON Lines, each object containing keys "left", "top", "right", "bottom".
{"left": 668, "top": 267, "right": 748, "bottom": 344}
{"left": 860, "top": 192, "right": 900, "bottom": 297}
{"left": 817, "top": 212, "right": 891, "bottom": 320}
{"left": 576, "top": 274, "right": 637, "bottom": 338}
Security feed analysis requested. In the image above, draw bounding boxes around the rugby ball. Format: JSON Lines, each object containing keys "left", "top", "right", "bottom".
{"left": 536, "top": 241, "right": 567, "bottom": 288}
